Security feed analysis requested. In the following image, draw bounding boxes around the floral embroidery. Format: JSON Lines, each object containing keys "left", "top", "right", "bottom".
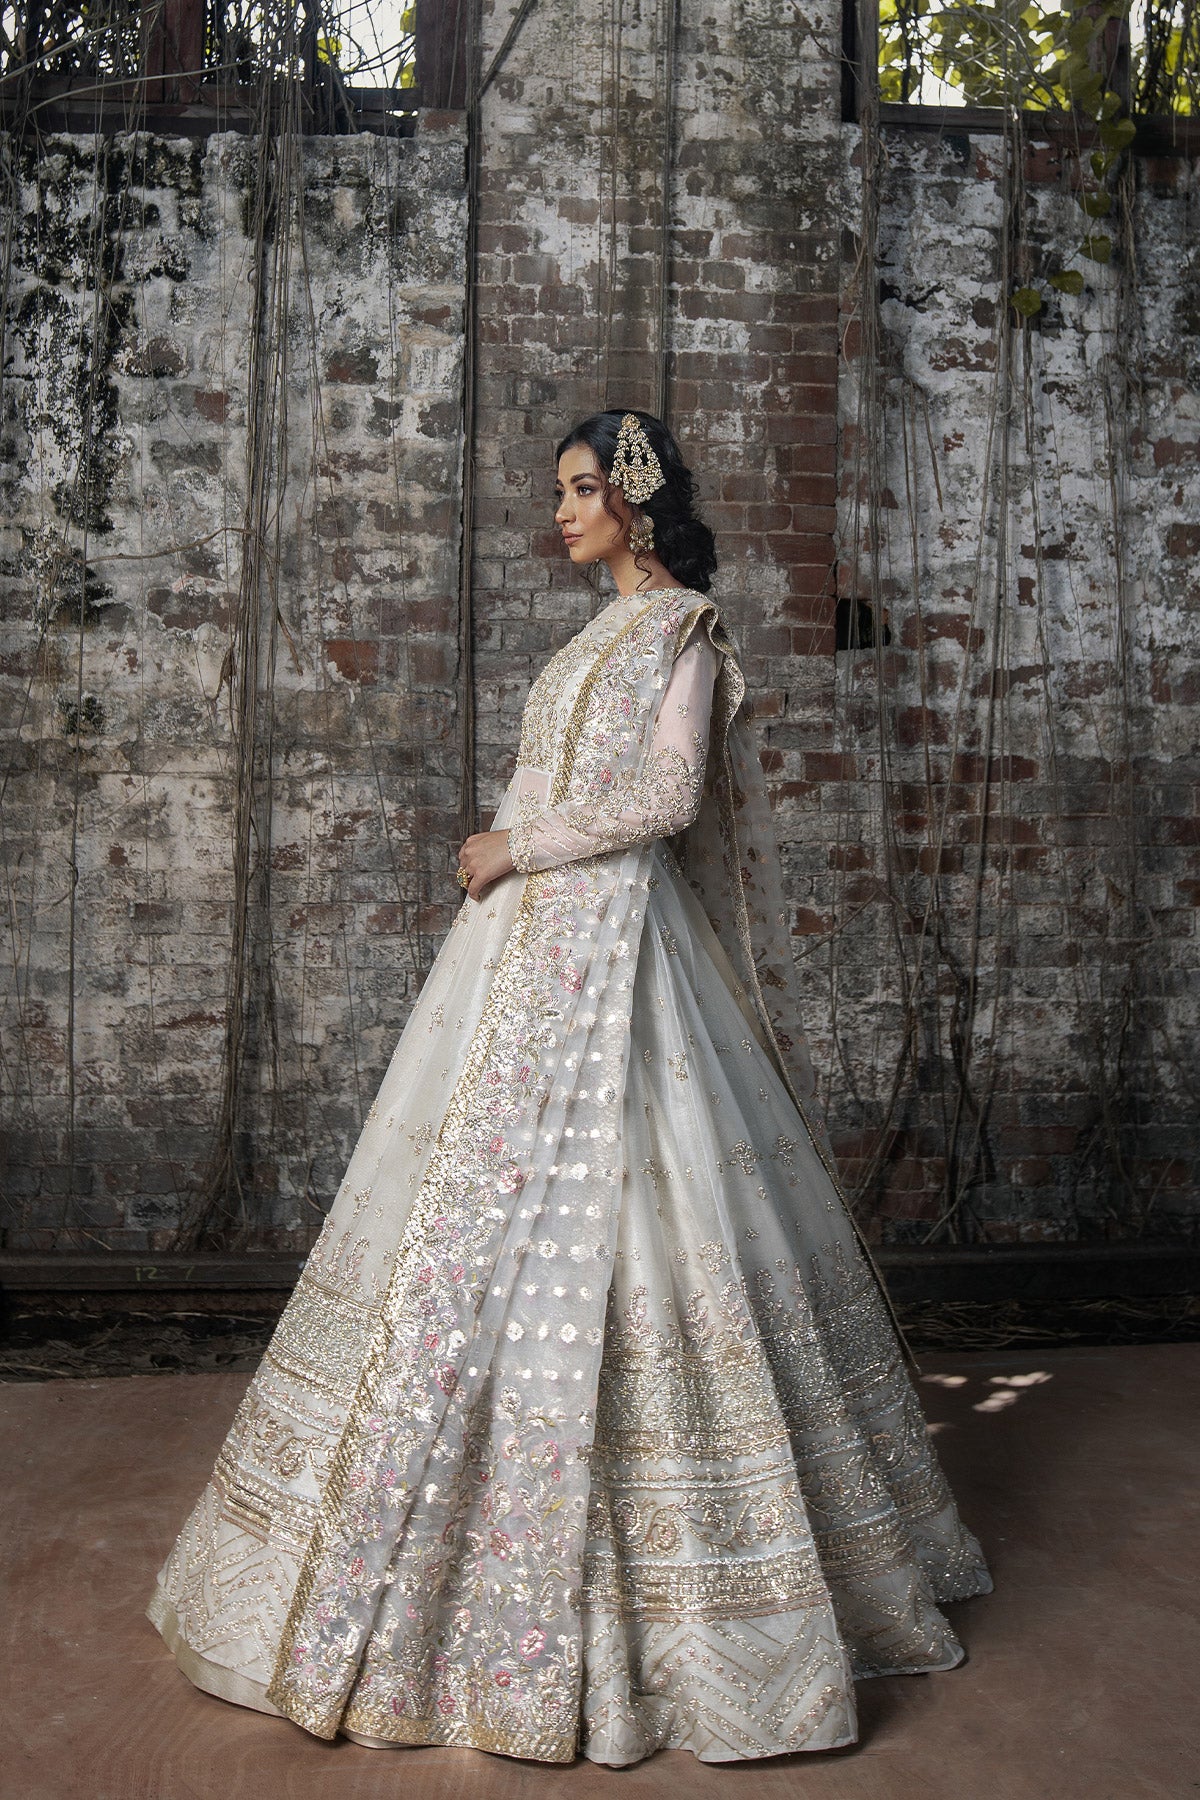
{"left": 150, "top": 586, "right": 987, "bottom": 1769}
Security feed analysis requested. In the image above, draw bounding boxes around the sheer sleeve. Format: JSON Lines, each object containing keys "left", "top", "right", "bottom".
{"left": 507, "top": 629, "right": 719, "bottom": 875}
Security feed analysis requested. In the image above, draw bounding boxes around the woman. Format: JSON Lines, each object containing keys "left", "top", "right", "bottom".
{"left": 148, "top": 410, "right": 991, "bottom": 1766}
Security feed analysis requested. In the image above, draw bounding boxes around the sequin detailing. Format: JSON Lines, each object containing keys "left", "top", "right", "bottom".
{"left": 148, "top": 585, "right": 990, "bottom": 1768}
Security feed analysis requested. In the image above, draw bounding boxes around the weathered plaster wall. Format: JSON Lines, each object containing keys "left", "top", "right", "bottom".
{"left": 0, "top": 121, "right": 467, "bottom": 1248}
{"left": 2, "top": 0, "right": 1197, "bottom": 1253}
{"left": 468, "top": 0, "right": 1200, "bottom": 1244}
{"left": 832, "top": 129, "right": 1200, "bottom": 1240}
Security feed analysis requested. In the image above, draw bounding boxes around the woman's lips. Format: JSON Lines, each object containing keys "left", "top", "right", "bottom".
{"left": 563, "top": 534, "right": 582, "bottom": 545}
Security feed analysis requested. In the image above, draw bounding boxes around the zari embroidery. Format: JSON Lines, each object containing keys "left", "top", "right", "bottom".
{"left": 149, "top": 583, "right": 990, "bottom": 1768}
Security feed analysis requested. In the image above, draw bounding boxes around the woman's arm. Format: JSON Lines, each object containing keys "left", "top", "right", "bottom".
{"left": 506, "top": 629, "right": 719, "bottom": 875}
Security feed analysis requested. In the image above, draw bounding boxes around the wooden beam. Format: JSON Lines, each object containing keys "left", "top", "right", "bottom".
{"left": 143, "top": 0, "right": 206, "bottom": 105}
{"left": 2, "top": 1245, "right": 1197, "bottom": 1304}
{"left": 875, "top": 101, "right": 1200, "bottom": 156}
{"left": 416, "top": 0, "right": 468, "bottom": 109}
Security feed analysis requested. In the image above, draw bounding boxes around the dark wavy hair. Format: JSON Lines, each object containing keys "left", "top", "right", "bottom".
{"left": 555, "top": 409, "right": 718, "bottom": 594}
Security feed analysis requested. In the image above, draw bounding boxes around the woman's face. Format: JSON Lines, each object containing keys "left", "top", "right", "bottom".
{"left": 554, "top": 443, "right": 631, "bottom": 566}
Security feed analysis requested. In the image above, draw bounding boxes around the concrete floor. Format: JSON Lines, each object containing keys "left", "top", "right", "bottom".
{"left": 1, "top": 1344, "right": 1197, "bottom": 1800}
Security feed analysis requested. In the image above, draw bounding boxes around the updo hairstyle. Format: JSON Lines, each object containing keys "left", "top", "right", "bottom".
{"left": 555, "top": 409, "right": 718, "bottom": 595}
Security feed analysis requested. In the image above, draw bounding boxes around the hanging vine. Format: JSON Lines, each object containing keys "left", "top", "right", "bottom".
{"left": 0, "top": 0, "right": 457, "bottom": 1253}
{"left": 832, "top": 0, "right": 1193, "bottom": 1242}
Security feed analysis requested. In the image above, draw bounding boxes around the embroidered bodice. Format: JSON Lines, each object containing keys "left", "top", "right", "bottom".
{"left": 507, "top": 588, "right": 719, "bottom": 875}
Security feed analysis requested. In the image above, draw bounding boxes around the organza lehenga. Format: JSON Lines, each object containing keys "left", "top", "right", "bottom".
{"left": 148, "top": 586, "right": 991, "bottom": 1766}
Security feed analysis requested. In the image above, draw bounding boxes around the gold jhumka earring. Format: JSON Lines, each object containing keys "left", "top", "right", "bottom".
{"left": 627, "top": 513, "right": 655, "bottom": 555}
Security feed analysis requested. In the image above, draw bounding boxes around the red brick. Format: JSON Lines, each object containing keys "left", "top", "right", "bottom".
{"left": 773, "top": 383, "right": 837, "bottom": 416}
{"left": 779, "top": 472, "right": 837, "bottom": 505}
{"left": 830, "top": 844, "right": 872, "bottom": 871}
{"left": 773, "top": 294, "right": 839, "bottom": 326}
{"left": 1153, "top": 437, "right": 1200, "bottom": 467}
{"left": 951, "top": 753, "right": 1040, "bottom": 782}
{"left": 677, "top": 289, "right": 775, "bottom": 323}
{"left": 408, "top": 641, "right": 452, "bottom": 685}
{"left": 899, "top": 612, "right": 984, "bottom": 652}
{"left": 792, "top": 624, "right": 837, "bottom": 655}
{"left": 791, "top": 907, "right": 832, "bottom": 935}
{"left": 764, "top": 415, "right": 837, "bottom": 447}
{"left": 191, "top": 388, "right": 229, "bottom": 423}
{"left": 745, "top": 504, "right": 793, "bottom": 532}
{"left": 747, "top": 324, "right": 793, "bottom": 352}
{"left": 765, "top": 532, "right": 835, "bottom": 566}
{"left": 896, "top": 707, "right": 952, "bottom": 748}
{"left": 804, "top": 752, "right": 859, "bottom": 781}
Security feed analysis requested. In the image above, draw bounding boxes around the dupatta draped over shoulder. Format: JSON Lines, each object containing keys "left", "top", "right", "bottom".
{"left": 149, "top": 587, "right": 988, "bottom": 1764}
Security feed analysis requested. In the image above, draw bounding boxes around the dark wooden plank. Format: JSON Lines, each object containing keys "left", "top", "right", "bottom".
{"left": 876, "top": 100, "right": 1200, "bottom": 156}
{"left": 2, "top": 1244, "right": 1196, "bottom": 1302}
{"left": 416, "top": 0, "right": 469, "bottom": 109}
{"left": 0, "top": 1253, "right": 305, "bottom": 1291}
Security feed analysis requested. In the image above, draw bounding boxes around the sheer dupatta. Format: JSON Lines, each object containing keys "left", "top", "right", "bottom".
{"left": 646, "top": 604, "right": 914, "bottom": 1366}
{"left": 264, "top": 591, "right": 731, "bottom": 1752}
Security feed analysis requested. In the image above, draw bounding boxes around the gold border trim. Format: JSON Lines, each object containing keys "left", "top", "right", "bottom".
{"left": 548, "top": 591, "right": 666, "bottom": 804}
{"left": 266, "top": 882, "right": 543, "bottom": 1731}
{"left": 341, "top": 1710, "right": 578, "bottom": 1761}
{"left": 148, "top": 1586, "right": 285, "bottom": 1719}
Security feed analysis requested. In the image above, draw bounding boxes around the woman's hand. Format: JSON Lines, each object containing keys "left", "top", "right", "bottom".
{"left": 456, "top": 829, "right": 515, "bottom": 902}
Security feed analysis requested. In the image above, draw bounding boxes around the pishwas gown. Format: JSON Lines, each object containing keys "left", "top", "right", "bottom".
{"left": 148, "top": 585, "right": 991, "bottom": 1766}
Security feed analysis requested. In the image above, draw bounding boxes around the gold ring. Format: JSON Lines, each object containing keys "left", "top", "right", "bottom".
{"left": 456, "top": 868, "right": 470, "bottom": 889}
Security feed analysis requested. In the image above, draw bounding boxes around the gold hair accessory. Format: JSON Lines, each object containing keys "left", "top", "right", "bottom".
{"left": 456, "top": 867, "right": 470, "bottom": 889}
{"left": 610, "top": 412, "right": 665, "bottom": 506}
{"left": 628, "top": 514, "right": 655, "bottom": 555}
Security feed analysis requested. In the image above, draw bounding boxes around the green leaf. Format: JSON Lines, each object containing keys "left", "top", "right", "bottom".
{"left": 1099, "top": 117, "right": 1137, "bottom": 149}
{"left": 1080, "top": 189, "right": 1113, "bottom": 216}
{"left": 1097, "top": 90, "right": 1122, "bottom": 120}
{"left": 1073, "top": 72, "right": 1105, "bottom": 111}
{"left": 1059, "top": 49, "right": 1092, "bottom": 78}
{"left": 1010, "top": 285, "right": 1044, "bottom": 317}
{"left": 1079, "top": 234, "right": 1113, "bottom": 263}
{"left": 1091, "top": 149, "right": 1114, "bottom": 178}
{"left": 1049, "top": 268, "right": 1086, "bottom": 295}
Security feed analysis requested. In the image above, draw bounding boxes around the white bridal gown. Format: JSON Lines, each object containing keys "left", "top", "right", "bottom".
{"left": 149, "top": 586, "right": 991, "bottom": 1766}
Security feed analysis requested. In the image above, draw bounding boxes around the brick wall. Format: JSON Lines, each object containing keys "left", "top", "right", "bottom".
{"left": 831, "top": 126, "right": 1200, "bottom": 1241}
{"left": 0, "top": 122, "right": 468, "bottom": 1248}
{"left": 469, "top": 0, "right": 847, "bottom": 810}
{"left": 1, "top": 0, "right": 1197, "bottom": 1252}
{"left": 469, "top": 0, "right": 1199, "bottom": 1245}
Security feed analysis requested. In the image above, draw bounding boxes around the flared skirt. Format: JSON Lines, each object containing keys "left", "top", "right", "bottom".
{"left": 148, "top": 839, "right": 991, "bottom": 1766}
